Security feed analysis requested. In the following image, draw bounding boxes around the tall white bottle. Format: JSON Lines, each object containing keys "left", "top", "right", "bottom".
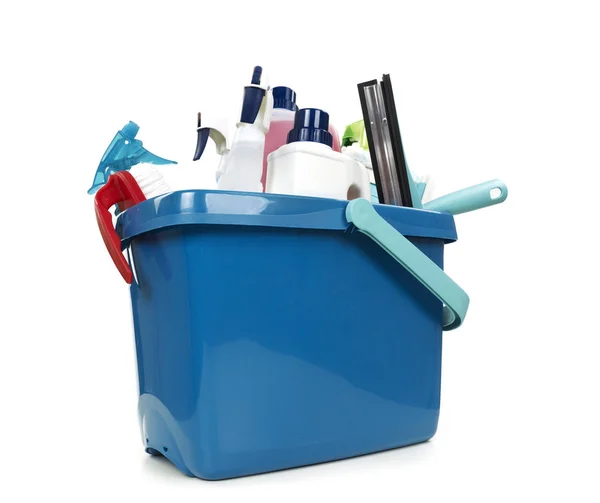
{"left": 216, "top": 66, "right": 273, "bottom": 193}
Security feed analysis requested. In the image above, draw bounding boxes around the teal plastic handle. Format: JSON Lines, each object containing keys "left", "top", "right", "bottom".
{"left": 346, "top": 199, "right": 469, "bottom": 330}
{"left": 424, "top": 179, "right": 507, "bottom": 215}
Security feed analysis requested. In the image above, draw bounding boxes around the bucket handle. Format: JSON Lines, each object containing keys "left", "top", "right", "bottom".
{"left": 94, "top": 171, "right": 147, "bottom": 284}
{"left": 346, "top": 199, "right": 469, "bottom": 330}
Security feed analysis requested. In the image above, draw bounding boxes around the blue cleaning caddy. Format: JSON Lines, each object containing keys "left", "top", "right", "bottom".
{"left": 97, "top": 184, "right": 469, "bottom": 480}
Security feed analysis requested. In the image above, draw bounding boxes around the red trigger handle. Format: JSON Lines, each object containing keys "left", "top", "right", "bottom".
{"left": 94, "top": 171, "right": 146, "bottom": 284}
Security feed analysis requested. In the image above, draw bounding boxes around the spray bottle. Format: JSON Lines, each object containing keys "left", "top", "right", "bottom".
{"left": 87, "top": 121, "right": 176, "bottom": 195}
{"left": 193, "top": 66, "right": 273, "bottom": 193}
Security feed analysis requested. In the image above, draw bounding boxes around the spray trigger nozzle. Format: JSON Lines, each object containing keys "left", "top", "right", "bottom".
{"left": 193, "top": 113, "right": 228, "bottom": 161}
{"left": 87, "top": 121, "right": 176, "bottom": 195}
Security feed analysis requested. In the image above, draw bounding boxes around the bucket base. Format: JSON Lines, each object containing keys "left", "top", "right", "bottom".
{"left": 139, "top": 394, "right": 438, "bottom": 481}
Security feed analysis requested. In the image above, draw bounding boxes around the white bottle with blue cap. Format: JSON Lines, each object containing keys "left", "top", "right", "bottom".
{"left": 266, "top": 108, "right": 371, "bottom": 200}
{"left": 215, "top": 66, "right": 273, "bottom": 192}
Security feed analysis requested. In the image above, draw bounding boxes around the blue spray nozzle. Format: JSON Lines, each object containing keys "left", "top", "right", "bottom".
{"left": 87, "top": 121, "right": 176, "bottom": 195}
{"left": 251, "top": 66, "right": 263, "bottom": 85}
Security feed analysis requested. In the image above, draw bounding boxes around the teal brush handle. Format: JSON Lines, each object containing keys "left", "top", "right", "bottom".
{"left": 346, "top": 199, "right": 469, "bottom": 330}
{"left": 424, "top": 179, "right": 508, "bottom": 215}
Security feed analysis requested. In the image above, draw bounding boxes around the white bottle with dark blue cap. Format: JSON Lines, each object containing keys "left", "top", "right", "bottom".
{"left": 266, "top": 108, "right": 371, "bottom": 200}
{"left": 216, "top": 66, "right": 273, "bottom": 192}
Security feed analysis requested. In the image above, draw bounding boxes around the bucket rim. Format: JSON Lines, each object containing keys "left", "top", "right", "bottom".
{"left": 115, "top": 190, "right": 457, "bottom": 245}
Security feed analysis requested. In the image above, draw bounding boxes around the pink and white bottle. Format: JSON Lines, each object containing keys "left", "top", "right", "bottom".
{"left": 261, "top": 86, "right": 340, "bottom": 190}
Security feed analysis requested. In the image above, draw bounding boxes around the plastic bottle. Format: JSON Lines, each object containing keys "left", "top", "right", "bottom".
{"left": 261, "top": 87, "right": 341, "bottom": 191}
{"left": 266, "top": 108, "right": 370, "bottom": 200}
{"left": 216, "top": 66, "right": 273, "bottom": 192}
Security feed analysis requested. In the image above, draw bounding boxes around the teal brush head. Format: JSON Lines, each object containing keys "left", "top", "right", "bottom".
{"left": 87, "top": 121, "right": 176, "bottom": 195}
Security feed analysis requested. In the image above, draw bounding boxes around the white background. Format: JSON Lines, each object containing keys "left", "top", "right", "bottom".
{"left": 1, "top": 1, "right": 599, "bottom": 501}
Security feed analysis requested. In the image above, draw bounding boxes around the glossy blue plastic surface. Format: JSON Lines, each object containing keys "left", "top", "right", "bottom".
{"left": 117, "top": 191, "right": 456, "bottom": 244}
{"left": 118, "top": 191, "right": 457, "bottom": 480}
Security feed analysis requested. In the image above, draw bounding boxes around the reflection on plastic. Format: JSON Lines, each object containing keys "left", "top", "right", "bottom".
{"left": 205, "top": 192, "right": 272, "bottom": 215}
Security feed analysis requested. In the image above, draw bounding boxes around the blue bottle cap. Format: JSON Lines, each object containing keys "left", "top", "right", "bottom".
{"left": 286, "top": 108, "right": 333, "bottom": 147}
{"left": 272, "top": 86, "right": 298, "bottom": 111}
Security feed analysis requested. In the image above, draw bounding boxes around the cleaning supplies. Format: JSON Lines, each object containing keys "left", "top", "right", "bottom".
{"left": 261, "top": 86, "right": 298, "bottom": 190}
{"left": 94, "top": 166, "right": 175, "bottom": 283}
{"left": 342, "top": 143, "right": 378, "bottom": 202}
{"left": 424, "top": 179, "right": 508, "bottom": 215}
{"left": 193, "top": 113, "right": 228, "bottom": 163}
{"left": 262, "top": 86, "right": 343, "bottom": 191}
{"left": 342, "top": 119, "right": 507, "bottom": 213}
{"left": 342, "top": 120, "right": 377, "bottom": 202}
{"left": 329, "top": 124, "right": 342, "bottom": 152}
{"left": 128, "top": 163, "right": 171, "bottom": 199}
{"left": 358, "top": 75, "right": 417, "bottom": 207}
{"left": 94, "top": 170, "right": 148, "bottom": 284}
{"left": 266, "top": 108, "right": 370, "bottom": 200}
{"left": 342, "top": 119, "right": 369, "bottom": 150}
{"left": 342, "top": 120, "right": 429, "bottom": 205}
{"left": 193, "top": 66, "right": 273, "bottom": 193}
{"left": 88, "top": 121, "right": 176, "bottom": 195}
{"left": 107, "top": 163, "right": 171, "bottom": 216}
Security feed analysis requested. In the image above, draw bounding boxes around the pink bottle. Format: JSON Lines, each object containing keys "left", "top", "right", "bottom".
{"left": 261, "top": 86, "right": 340, "bottom": 190}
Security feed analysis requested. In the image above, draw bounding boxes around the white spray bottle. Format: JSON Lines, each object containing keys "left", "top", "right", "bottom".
{"left": 193, "top": 66, "right": 273, "bottom": 193}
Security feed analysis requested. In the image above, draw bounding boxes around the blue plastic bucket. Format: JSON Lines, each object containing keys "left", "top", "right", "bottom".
{"left": 114, "top": 190, "right": 464, "bottom": 480}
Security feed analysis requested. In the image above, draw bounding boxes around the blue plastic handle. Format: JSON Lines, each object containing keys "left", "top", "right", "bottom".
{"left": 346, "top": 199, "right": 469, "bottom": 330}
{"left": 423, "top": 179, "right": 507, "bottom": 215}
